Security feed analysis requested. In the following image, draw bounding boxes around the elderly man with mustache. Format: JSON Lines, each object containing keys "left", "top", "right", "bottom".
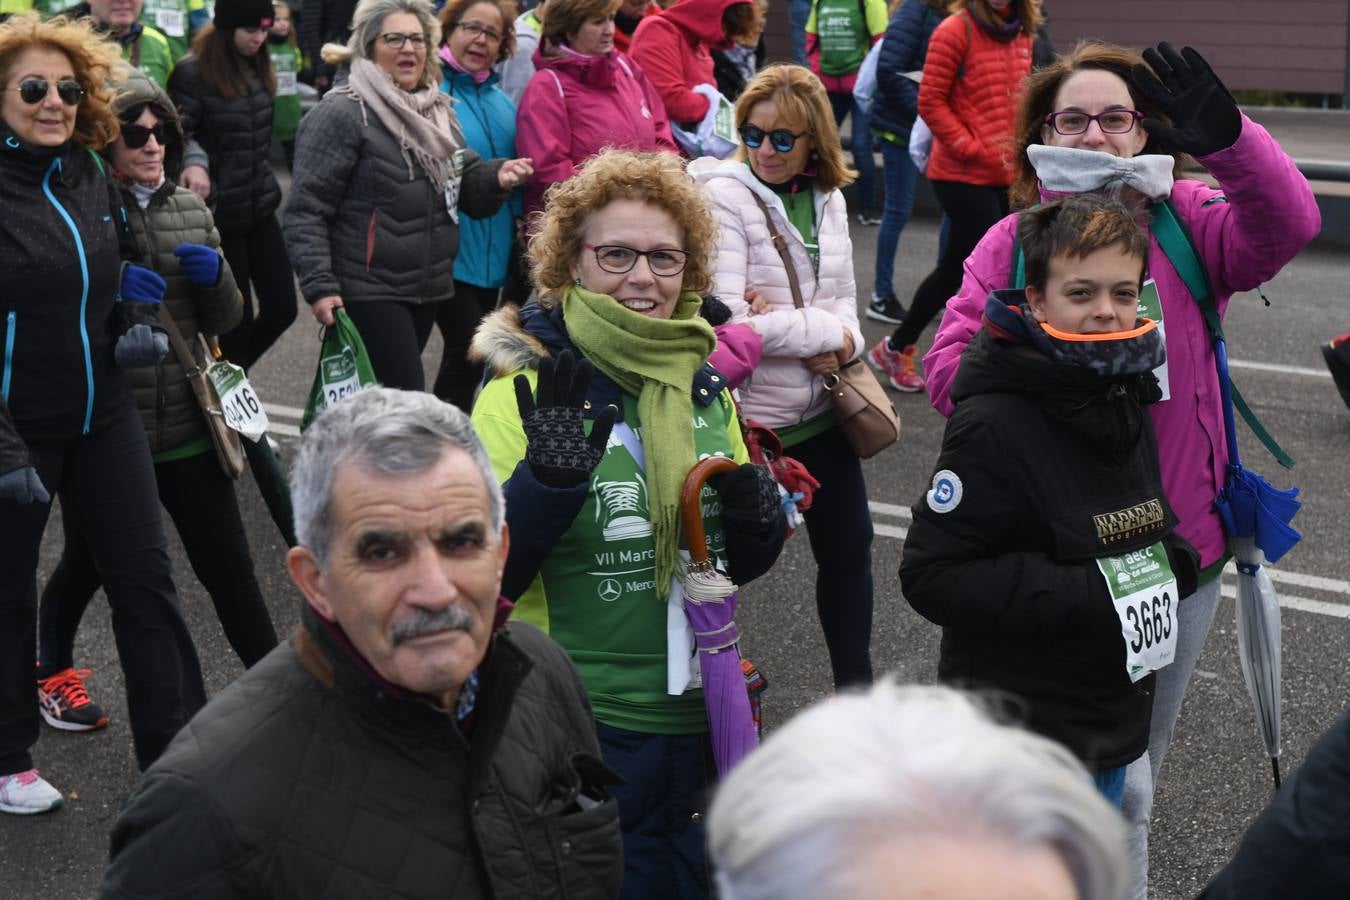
{"left": 101, "top": 388, "right": 624, "bottom": 900}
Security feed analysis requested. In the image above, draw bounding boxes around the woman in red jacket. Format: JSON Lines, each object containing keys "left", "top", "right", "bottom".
{"left": 867, "top": 0, "right": 1039, "bottom": 393}
{"left": 627, "top": 0, "right": 761, "bottom": 132}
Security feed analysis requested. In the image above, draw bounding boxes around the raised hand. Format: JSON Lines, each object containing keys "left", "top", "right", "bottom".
{"left": 1131, "top": 43, "right": 1241, "bottom": 157}
{"left": 513, "top": 350, "right": 617, "bottom": 488}
{"left": 173, "top": 243, "right": 222, "bottom": 287}
{"left": 120, "top": 263, "right": 167, "bottom": 304}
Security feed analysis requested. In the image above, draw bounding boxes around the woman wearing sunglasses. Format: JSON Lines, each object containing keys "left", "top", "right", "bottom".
{"left": 35, "top": 69, "right": 277, "bottom": 744}
{"left": 0, "top": 14, "right": 207, "bottom": 815}
{"left": 514, "top": 0, "right": 675, "bottom": 218}
{"left": 168, "top": 0, "right": 297, "bottom": 371}
{"left": 919, "top": 40, "right": 1319, "bottom": 900}
{"left": 690, "top": 64, "right": 875, "bottom": 691}
{"left": 285, "top": 0, "right": 529, "bottom": 391}
{"left": 470, "top": 149, "right": 785, "bottom": 899}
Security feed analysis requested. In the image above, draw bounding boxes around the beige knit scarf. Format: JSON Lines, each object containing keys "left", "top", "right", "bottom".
{"left": 346, "top": 57, "right": 460, "bottom": 191}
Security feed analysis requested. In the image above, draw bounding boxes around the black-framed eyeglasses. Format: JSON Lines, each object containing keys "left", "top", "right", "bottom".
{"left": 738, "top": 124, "right": 806, "bottom": 153}
{"left": 5, "top": 78, "right": 83, "bottom": 106}
{"left": 582, "top": 242, "right": 690, "bottom": 276}
{"left": 456, "top": 21, "right": 503, "bottom": 43}
{"left": 121, "top": 122, "right": 167, "bottom": 149}
{"left": 380, "top": 31, "right": 427, "bottom": 49}
{"left": 1044, "top": 109, "right": 1143, "bottom": 136}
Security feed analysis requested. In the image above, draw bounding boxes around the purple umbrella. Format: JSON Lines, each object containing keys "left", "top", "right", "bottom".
{"left": 681, "top": 457, "right": 758, "bottom": 777}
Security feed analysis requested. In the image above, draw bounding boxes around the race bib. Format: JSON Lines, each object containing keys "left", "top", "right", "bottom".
{"left": 1136, "top": 279, "right": 1169, "bottom": 402}
{"left": 443, "top": 149, "right": 466, "bottom": 225}
{"left": 1096, "top": 541, "right": 1178, "bottom": 683}
{"left": 207, "top": 359, "right": 269, "bottom": 441}
{"left": 317, "top": 348, "right": 363, "bottom": 410}
{"left": 155, "top": 8, "right": 185, "bottom": 38}
{"left": 275, "top": 71, "right": 297, "bottom": 97}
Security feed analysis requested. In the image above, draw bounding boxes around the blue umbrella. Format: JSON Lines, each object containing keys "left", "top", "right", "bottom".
{"left": 1213, "top": 339, "right": 1300, "bottom": 787}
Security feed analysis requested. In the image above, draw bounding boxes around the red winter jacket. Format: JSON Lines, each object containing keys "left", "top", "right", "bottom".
{"left": 919, "top": 9, "right": 1032, "bottom": 187}
{"left": 628, "top": 0, "right": 750, "bottom": 126}
{"left": 515, "top": 47, "right": 677, "bottom": 215}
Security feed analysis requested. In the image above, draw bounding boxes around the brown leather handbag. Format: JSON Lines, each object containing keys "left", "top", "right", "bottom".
{"left": 749, "top": 194, "right": 900, "bottom": 459}
{"left": 157, "top": 305, "right": 246, "bottom": 480}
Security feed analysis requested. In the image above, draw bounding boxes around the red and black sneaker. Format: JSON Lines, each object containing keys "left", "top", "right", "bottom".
{"left": 36, "top": 667, "right": 109, "bottom": 732}
{"left": 1323, "top": 333, "right": 1350, "bottom": 413}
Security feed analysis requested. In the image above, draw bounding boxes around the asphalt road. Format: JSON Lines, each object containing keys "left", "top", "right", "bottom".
{"left": 2, "top": 213, "right": 1347, "bottom": 900}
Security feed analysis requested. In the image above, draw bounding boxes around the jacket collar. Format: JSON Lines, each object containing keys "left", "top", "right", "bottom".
{"left": 688, "top": 156, "right": 831, "bottom": 251}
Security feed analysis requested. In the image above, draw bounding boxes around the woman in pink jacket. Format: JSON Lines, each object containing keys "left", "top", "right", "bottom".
{"left": 919, "top": 40, "right": 1320, "bottom": 899}
{"left": 691, "top": 65, "right": 874, "bottom": 689}
{"left": 514, "top": 0, "right": 677, "bottom": 216}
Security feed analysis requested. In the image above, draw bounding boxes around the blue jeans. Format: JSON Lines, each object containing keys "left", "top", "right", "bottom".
{"left": 874, "top": 138, "right": 921, "bottom": 297}
{"left": 789, "top": 0, "right": 811, "bottom": 65}
{"left": 1094, "top": 765, "right": 1128, "bottom": 809}
{"left": 828, "top": 91, "right": 877, "bottom": 214}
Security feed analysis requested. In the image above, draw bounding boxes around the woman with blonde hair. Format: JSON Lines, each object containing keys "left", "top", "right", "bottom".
{"left": 284, "top": 0, "right": 531, "bottom": 391}
{"left": 0, "top": 13, "right": 205, "bottom": 814}
{"left": 868, "top": 0, "right": 1040, "bottom": 392}
{"left": 470, "top": 148, "right": 786, "bottom": 898}
{"left": 690, "top": 64, "right": 874, "bottom": 690}
{"left": 513, "top": 0, "right": 675, "bottom": 216}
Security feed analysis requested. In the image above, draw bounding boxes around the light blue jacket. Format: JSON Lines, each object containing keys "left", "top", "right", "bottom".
{"left": 440, "top": 64, "right": 522, "bottom": 289}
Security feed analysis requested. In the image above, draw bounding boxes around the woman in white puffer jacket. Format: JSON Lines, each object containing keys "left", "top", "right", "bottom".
{"left": 690, "top": 64, "right": 874, "bottom": 689}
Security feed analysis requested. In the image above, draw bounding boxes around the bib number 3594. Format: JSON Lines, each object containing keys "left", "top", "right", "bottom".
{"left": 1096, "top": 542, "right": 1179, "bottom": 683}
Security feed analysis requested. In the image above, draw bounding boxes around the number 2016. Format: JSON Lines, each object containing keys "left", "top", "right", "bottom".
{"left": 1127, "top": 591, "right": 1173, "bottom": 653}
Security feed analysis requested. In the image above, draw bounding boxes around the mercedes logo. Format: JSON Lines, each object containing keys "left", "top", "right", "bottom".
{"left": 598, "top": 579, "right": 622, "bottom": 603}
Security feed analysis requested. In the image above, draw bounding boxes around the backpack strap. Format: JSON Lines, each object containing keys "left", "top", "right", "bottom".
{"left": 1151, "top": 200, "right": 1293, "bottom": 468}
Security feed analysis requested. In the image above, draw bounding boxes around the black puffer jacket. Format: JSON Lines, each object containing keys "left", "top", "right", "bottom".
{"left": 284, "top": 82, "right": 507, "bottom": 305}
{"left": 111, "top": 72, "right": 243, "bottom": 455}
{"left": 901, "top": 301, "right": 1200, "bottom": 770}
{"left": 871, "top": 0, "right": 944, "bottom": 141}
{"left": 0, "top": 129, "right": 140, "bottom": 442}
{"left": 168, "top": 55, "right": 281, "bottom": 234}
{"left": 100, "top": 605, "right": 624, "bottom": 899}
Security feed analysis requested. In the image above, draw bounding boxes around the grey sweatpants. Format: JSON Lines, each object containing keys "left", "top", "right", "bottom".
{"left": 1122, "top": 577, "right": 1222, "bottom": 900}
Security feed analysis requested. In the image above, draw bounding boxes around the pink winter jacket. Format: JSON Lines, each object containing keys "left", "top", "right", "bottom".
{"left": 924, "top": 116, "right": 1321, "bottom": 570}
{"left": 515, "top": 47, "right": 677, "bottom": 215}
{"left": 690, "top": 157, "right": 864, "bottom": 429}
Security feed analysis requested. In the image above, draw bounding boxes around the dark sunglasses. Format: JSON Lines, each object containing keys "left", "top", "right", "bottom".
{"left": 738, "top": 124, "right": 805, "bottom": 153}
{"left": 6, "top": 78, "right": 84, "bottom": 106}
{"left": 121, "top": 123, "right": 167, "bottom": 149}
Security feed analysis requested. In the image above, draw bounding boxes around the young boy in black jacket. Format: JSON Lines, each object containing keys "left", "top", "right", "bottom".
{"left": 900, "top": 194, "right": 1200, "bottom": 807}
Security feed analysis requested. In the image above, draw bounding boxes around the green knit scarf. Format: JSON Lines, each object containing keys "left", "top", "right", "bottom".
{"left": 562, "top": 284, "right": 716, "bottom": 600}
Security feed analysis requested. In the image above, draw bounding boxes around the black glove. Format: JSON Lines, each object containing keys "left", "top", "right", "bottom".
{"left": 514, "top": 350, "right": 617, "bottom": 489}
{"left": 1165, "top": 537, "right": 1202, "bottom": 600}
{"left": 1131, "top": 43, "right": 1241, "bottom": 157}
{"left": 0, "top": 465, "right": 49, "bottom": 504}
{"left": 709, "top": 463, "right": 780, "bottom": 536}
{"left": 114, "top": 323, "right": 169, "bottom": 368}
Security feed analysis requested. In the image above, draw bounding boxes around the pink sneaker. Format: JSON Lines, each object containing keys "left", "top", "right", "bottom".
{"left": 0, "top": 769, "right": 63, "bottom": 815}
{"left": 868, "top": 338, "right": 925, "bottom": 392}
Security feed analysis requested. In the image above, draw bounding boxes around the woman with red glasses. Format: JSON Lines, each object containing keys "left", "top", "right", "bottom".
{"left": 920, "top": 39, "right": 1319, "bottom": 900}
{"left": 35, "top": 69, "right": 277, "bottom": 744}
{"left": 0, "top": 14, "right": 206, "bottom": 816}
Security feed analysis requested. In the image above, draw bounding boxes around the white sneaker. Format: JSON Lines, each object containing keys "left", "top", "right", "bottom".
{"left": 0, "top": 768, "right": 64, "bottom": 815}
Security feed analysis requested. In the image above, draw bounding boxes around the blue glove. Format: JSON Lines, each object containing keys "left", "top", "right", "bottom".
{"left": 173, "top": 243, "right": 221, "bottom": 287}
{"left": 120, "top": 263, "right": 167, "bottom": 304}
{"left": 115, "top": 323, "right": 169, "bottom": 368}
{"left": 0, "top": 465, "right": 49, "bottom": 504}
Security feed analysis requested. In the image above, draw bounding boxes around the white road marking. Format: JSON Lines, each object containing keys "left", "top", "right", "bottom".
{"left": 263, "top": 402, "right": 306, "bottom": 420}
{"left": 1227, "top": 359, "right": 1330, "bottom": 379}
{"left": 269, "top": 422, "right": 300, "bottom": 437}
{"left": 869, "top": 500, "right": 1349, "bottom": 620}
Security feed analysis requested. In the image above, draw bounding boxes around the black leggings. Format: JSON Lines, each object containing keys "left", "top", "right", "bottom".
{"left": 219, "top": 213, "right": 298, "bottom": 370}
{"left": 0, "top": 408, "right": 205, "bottom": 775}
{"left": 789, "top": 425, "right": 875, "bottom": 689}
{"left": 434, "top": 281, "right": 500, "bottom": 412}
{"left": 342, "top": 300, "right": 439, "bottom": 391}
{"left": 39, "top": 449, "right": 278, "bottom": 673}
{"left": 890, "top": 180, "right": 1010, "bottom": 349}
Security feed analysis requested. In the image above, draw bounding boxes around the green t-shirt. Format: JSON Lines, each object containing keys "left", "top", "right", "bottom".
{"left": 269, "top": 41, "right": 303, "bottom": 142}
{"left": 127, "top": 25, "right": 174, "bottom": 90}
{"left": 473, "top": 368, "right": 751, "bottom": 734}
{"left": 780, "top": 186, "right": 818, "bottom": 272}
{"left": 806, "top": 0, "right": 887, "bottom": 77}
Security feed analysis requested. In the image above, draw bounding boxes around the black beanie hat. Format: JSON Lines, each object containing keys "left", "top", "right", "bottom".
{"left": 214, "top": 0, "right": 277, "bottom": 30}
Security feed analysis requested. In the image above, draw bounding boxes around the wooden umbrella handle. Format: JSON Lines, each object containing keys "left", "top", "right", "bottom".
{"left": 680, "top": 456, "right": 740, "bottom": 566}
